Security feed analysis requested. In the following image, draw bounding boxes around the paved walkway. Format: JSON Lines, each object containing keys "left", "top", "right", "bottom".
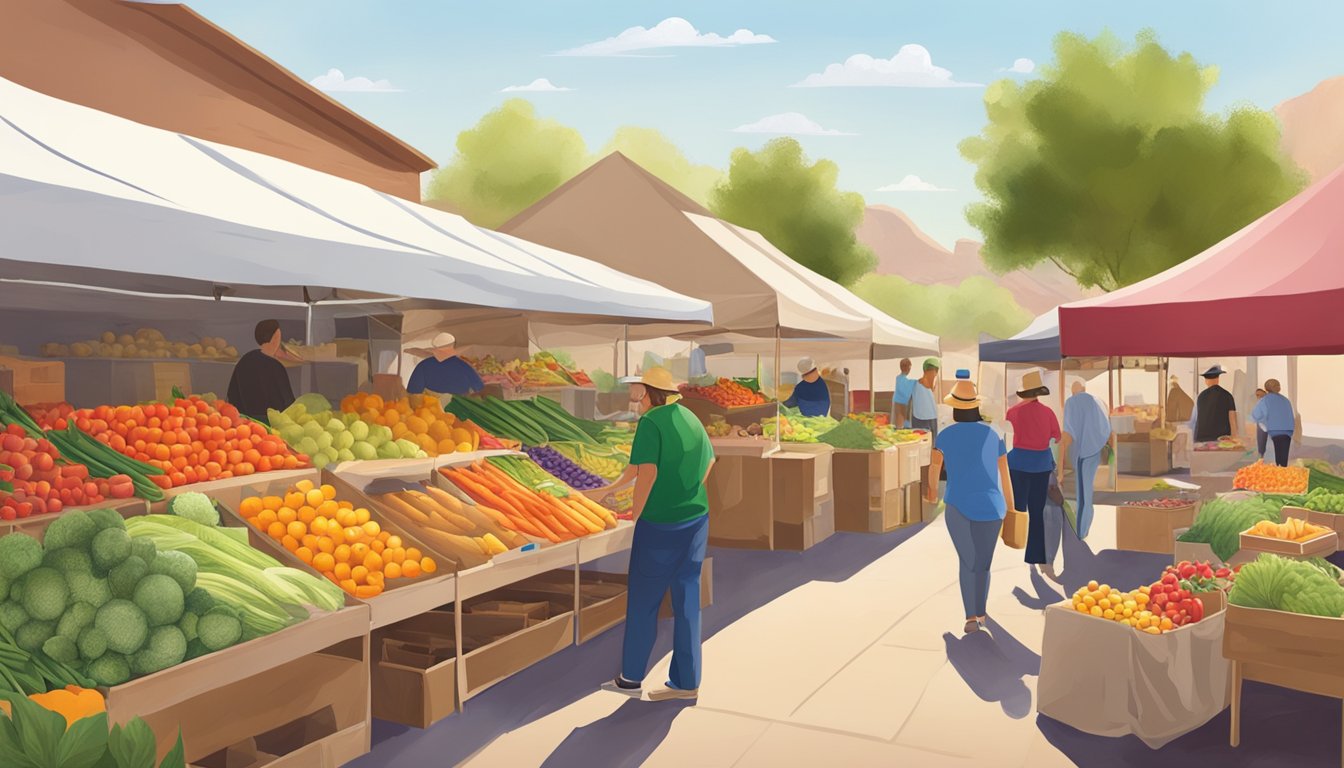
{"left": 354, "top": 505, "right": 1344, "bottom": 768}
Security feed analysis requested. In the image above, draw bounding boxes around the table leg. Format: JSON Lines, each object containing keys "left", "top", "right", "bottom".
{"left": 1230, "top": 660, "right": 1242, "bottom": 748}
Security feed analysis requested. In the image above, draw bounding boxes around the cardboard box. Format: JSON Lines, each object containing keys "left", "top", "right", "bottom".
{"left": 152, "top": 361, "right": 192, "bottom": 403}
{"left": 897, "top": 442, "right": 921, "bottom": 488}
{"left": 771, "top": 452, "right": 821, "bottom": 524}
{"left": 458, "top": 591, "right": 575, "bottom": 700}
{"left": 776, "top": 442, "right": 834, "bottom": 499}
{"left": 833, "top": 449, "right": 902, "bottom": 533}
{"left": 0, "top": 355, "right": 64, "bottom": 405}
{"left": 707, "top": 453, "right": 774, "bottom": 548}
{"left": 773, "top": 497, "right": 836, "bottom": 551}
{"left": 1238, "top": 529, "right": 1338, "bottom": 559}
{"left": 1115, "top": 502, "right": 1199, "bottom": 554}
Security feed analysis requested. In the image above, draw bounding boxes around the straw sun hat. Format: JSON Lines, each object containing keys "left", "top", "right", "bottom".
{"left": 1016, "top": 370, "right": 1051, "bottom": 399}
{"left": 944, "top": 379, "right": 982, "bottom": 410}
{"left": 619, "top": 366, "right": 679, "bottom": 392}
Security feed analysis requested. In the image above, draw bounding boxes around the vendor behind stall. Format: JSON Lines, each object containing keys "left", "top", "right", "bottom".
{"left": 407, "top": 332, "right": 484, "bottom": 396}
{"left": 227, "top": 319, "right": 297, "bottom": 422}
{"left": 783, "top": 358, "right": 830, "bottom": 417}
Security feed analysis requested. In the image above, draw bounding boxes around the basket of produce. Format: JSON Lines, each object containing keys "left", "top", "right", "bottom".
{"left": 679, "top": 378, "right": 767, "bottom": 408}
{"left": 1175, "top": 495, "right": 1282, "bottom": 564}
{"left": 1239, "top": 517, "right": 1338, "bottom": 558}
{"left": 1283, "top": 488, "right": 1344, "bottom": 535}
{"left": 1232, "top": 461, "right": 1308, "bottom": 494}
{"left": 438, "top": 457, "right": 618, "bottom": 543}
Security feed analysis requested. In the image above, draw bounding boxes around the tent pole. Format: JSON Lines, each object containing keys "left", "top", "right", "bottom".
{"left": 774, "top": 325, "right": 782, "bottom": 448}
{"left": 1109, "top": 360, "right": 1117, "bottom": 492}
{"left": 867, "top": 343, "right": 874, "bottom": 416}
{"left": 623, "top": 325, "right": 630, "bottom": 378}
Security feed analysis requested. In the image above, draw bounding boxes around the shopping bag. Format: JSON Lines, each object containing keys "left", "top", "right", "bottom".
{"left": 1000, "top": 509, "right": 1028, "bottom": 549}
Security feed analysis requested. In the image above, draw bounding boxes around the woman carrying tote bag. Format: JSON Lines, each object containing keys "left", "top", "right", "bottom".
{"left": 926, "top": 378, "right": 1017, "bottom": 635}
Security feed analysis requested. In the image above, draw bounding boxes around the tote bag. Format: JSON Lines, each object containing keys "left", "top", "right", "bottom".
{"left": 1001, "top": 508, "right": 1028, "bottom": 549}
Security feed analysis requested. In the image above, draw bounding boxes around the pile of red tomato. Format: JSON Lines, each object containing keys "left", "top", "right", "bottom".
{"left": 0, "top": 424, "right": 130, "bottom": 520}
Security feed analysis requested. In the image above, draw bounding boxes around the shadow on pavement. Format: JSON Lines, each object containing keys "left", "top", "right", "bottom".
{"left": 350, "top": 523, "right": 926, "bottom": 767}
{"left": 539, "top": 699, "right": 696, "bottom": 768}
{"left": 1056, "top": 531, "right": 1171, "bottom": 595}
{"left": 1013, "top": 569, "right": 1065, "bottom": 610}
{"left": 943, "top": 618, "right": 1041, "bottom": 720}
{"left": 1039, "top": 681, "right": 1340, "bottom": 767}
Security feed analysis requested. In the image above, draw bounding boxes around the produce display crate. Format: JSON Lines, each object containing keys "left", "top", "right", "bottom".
{"left": 1224, "top": 605, "right": 1344, "bottom": 763}
{"left": 681, "top": 397, "right": 778, "bottom": 429}
{"left": 576, "top": 520, "right": 635, "bottom": 563}
{"left": 0, "top": 354, "right": 64, "bottom": 404}
{"left": 1238, "top": 529, "right": 1339, "bottom": 559}
{"left": 156, "top": 469, "right": 318, "bottom": 504}
{"left": 500, "top": 569, "right": 630, "bottom": 644}
{"left": 369, "top": 611, "right": 460, "bottom": 729}
{"left": 1282, "top": 505, "right": 1344, "bottom": 537}
{"left": 1115, "top": 501, "right": 1200, "bottom": 554}
{"left": 457, "top": 588, "right": 576, "bottom": 701}
{"left": 832, "top": 448, "right": 914, "bottom": 533}
{"left": 707, "top": 444, "right": 776, "bottom": 549}
{"left": 773, "top": 497, "right": 835, "bottom": 551}
{"left": 1171, "top": 527, "right": 1219, "bottom": 567}
{"left": 193, "top": 469, "right": 460, "bottom": 631}
{"left": 501, "top": 386, "right": 598, "bottom": 421}
{"left": 4, "top": 497, "right": 147, "bottom": 536}
{"left": 897, "top": 441, "right": 922, "bottom": 485}
{"left": 770, "top": 451, "right": 828, "bottom": 524}
{"left": 774, "top": 442, "right": 835, "bottom": 503}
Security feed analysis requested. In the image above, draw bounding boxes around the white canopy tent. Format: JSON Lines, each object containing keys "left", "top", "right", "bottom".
{"left": 0, "top": 75, "right": 713, "bottom": 331}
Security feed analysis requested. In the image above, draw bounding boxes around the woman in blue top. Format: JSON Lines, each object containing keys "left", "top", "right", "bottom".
{"left": 783, "top": 358, "right": 830, "bottom": 417}
{"left": 1251, "top": 379, "right": 1295, "bottom": 466}
{"left": 925, "top": 378, "right": 1014, "bottom": 635}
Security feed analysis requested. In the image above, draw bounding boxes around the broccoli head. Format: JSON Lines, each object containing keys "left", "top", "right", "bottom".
{"left": 133, "top": 574, "right": 184, "bottom": 627}
{"left": 198, "top": 606, "right": 243, "bottom": 651}
{"left": 0, "top": 534, "right": 42, "bottom": 580}
{"left": 87, "top": 507, "right": 128, "bottom": 533}
{"left": 77, "top": 626, "right": 108, "bottom": 661}
{"left": 44, "top": 548, "right": 93, "bottom": 574}
{"left": 184, "top": 587, "right": 215, "bottom": 616}
{"left": 131, "top": 625, "right": 187, "bottom": 676}
{"left": 0, "top": 601, "right": 27, "bottom": 633}
{"left": 42, "top": 511, "right": 97, "bottom": 551}
{"left": 149, "top": 551, "right": 197, "bottom": 594}
{"left": 22, "top": 567, "right": 69, "bottom": 621}
{"left": 85, "top": 653, "right": 130, "bottom": 686}
{"left": 42, "top": 634, "right": 78, "bottom": 665}
{"left": 108, "top": 556, "right": 148, "bottom": 600}
{"left": 15, "top": 620, "right": 55, "bottom": 653}
{"left": 130, "top": 537, "right": 157, "bottom": 565}
{"left": 91, "top": 528, "right": 132, "bottom": 574}
{"left": 167, "top": 493, "right": 219, "bottom": 527}
{"left": 56, "top": 601, "right": 97, "bottom": 639}
{"left": 95, "top": 599, "right": 149, "bottom": 656}
{"left": 65, "top": 572, "right": 112, "bottom": 609}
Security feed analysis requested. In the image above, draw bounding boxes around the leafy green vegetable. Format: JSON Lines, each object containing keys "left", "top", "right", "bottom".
{"left": 1177, "top": 495, "right": 1281, "bottom": 561}
{"left": 166, "top": 493, "right": 219, "bottom": 528}
{"left": 1228, "top": 553, "right": 1344, "bottom": 617}
{"left": 819, "top": 418, "right": 876, "bottom": 451}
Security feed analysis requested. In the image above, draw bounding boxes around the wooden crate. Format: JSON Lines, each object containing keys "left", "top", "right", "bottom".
{"left": 458, "top": 589, "right": 575, "bottom": 701}
{"left": 0, "top": 354, "right": 64, "bottom": 405}
{"left": 1238, "top": 529, "right": 1339, "bottom": 559}
{"left": 1115, "top": 502, "right": 1199, "bottom": 554}
{"left": 369, "top": 611, "right": 460, "bottom": 729}
{"left": 1282, "top": 505, "right": 1344, "bottom": 537}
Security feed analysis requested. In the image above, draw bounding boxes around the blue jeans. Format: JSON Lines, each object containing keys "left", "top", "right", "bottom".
{"left": 621, "top": 515, "right": 708, "bottom": 691}
{"left": 1074, "top": 451, "right": 1102, "bottom": 539}
{"left": 944, "top": 503, "right": 1000, "bottom": 618}
{"left": 1011, "top": 469, "right": 1052, "bottom": 564}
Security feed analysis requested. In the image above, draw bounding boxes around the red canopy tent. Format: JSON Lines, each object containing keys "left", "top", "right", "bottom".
{"left": 1059, "top": 165, "right": 1344, "bottom": 358}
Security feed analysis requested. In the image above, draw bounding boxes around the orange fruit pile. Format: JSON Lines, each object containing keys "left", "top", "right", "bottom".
{"left": 240, "top": 479, "right": 437, "bottom": 599}
{"left": 339, "top": 393, "right": 478, "bottom": 457}
{"left": 1233, "top": 461, "right": 1308, "bottom": 494}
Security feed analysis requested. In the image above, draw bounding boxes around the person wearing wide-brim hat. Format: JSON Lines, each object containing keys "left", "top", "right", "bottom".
{"left": 1004, "top": 370, "right": 1061, "bottom": 575}
{"left": 783, "top": 357, "right": 830, "bottom": 417}
{"left": 926, "top": 378, "right": 1014, "bottom": 634}
{"left": 602, "top": 367, "right": 716, "bottom": 702}
{"left": 406, "top": 332, "right": 485, "bottom": 396}
{"left": 1190, "top": 365, "right": 1238, "bottom": 444}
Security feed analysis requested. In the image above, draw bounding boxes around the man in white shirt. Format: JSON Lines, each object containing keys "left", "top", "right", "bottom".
{"left": 1060, "top": 380, "right": 1111, "bottom": 539}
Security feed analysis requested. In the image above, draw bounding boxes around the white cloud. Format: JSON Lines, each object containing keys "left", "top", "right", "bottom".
{"left": 876, "top": 175, "right": 954, "bottom": 192}
{"left": 309, "top": 68, "right": 402, "bottom": 93}
{"left": 556, "top": 17, "right": 776, "bottom": 57}
{"left": 731, "top": 112, "right": 856, "bottom": 136}
{"left": 792, "top": 45, "right": 981, "bottom": 88}
{"left": 501, "top": 78, "right": 572, "bottom": 93}
{"left": 1001, "top": 58, "right": 1035, "bottom": 74}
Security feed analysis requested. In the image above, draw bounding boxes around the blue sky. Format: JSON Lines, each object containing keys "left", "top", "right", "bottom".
{"left": 189, "top": 0, "right": 1344, "bottom": 247}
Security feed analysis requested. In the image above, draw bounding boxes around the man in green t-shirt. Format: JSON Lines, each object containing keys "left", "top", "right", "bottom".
{"left": 602, "top": 367, "right": 715, "bottom": 702}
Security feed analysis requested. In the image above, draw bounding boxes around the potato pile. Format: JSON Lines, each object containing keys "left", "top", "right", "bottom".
{"left": 41, "top": 328, "right": 238, "bottom": 360}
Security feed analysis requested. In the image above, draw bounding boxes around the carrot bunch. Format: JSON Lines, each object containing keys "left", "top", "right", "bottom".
{"left": 439, "top": 461, "right": 616, "bottom": 543}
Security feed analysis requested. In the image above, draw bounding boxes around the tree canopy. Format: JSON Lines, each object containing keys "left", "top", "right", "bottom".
{"left": 960, "top": 31, "right": 1307, "bottom": 291}
{"left": 710, "top": 138, "right": 876, "bottom": 286}
{"left": 853, "top": 274, "right": 1032, "bottom": 348}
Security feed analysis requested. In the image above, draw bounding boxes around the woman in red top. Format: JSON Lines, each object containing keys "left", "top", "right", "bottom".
{"left": 1004, "top": 371, "right": 1061, "bottom": 574}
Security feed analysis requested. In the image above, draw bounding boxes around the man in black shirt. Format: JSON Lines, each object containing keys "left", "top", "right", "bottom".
{"left": 227, "top": 320, "right": 296, "bottom": 422}
{"left": 1192, "top": 365, "right": 1238, "bottom": 443}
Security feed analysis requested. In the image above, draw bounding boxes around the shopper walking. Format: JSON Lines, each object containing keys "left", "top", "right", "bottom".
{"left": 926, "top": 378, "right": 1013, "bottom": 634}
{"left": 1060, "top": 380, "right": 1111, "bottom": 542}
{"left": 603, "top": 367, "right": 716, "bottom": 701}
{"left": 891, "top": 358, "right": 916, "bottom": 428}
{"left": 1252, "top": 388, "right": 1269, "bottom": 460}
{"left": 1252, "top": 379, "right": 1295, "bottom": 467}
{"left": 1004, "top": 371, "right": 1060, "bottom": 575}
{"left": 911, "top": 358, "right": 941, "bottom": 439}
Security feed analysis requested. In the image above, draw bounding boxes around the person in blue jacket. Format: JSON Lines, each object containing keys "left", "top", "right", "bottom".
{"left": 783, "top": 358, "right": 830, "bottom": 417}
{"left": 406, "top": 332, "right": 484, "bottom": 395}
{"left": 1251, "top": 378, "right": 1295, "bottom": 466}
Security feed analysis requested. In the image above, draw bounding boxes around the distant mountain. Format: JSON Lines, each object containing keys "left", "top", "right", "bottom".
{"left": 856, "top": 205, "right": 1096, "bottom": 316}
{"left": 1277, "top": 76, "right": 1344, "bottom": 182}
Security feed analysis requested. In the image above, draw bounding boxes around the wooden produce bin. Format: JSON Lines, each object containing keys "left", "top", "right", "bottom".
{"left": 457, "top": 588, "right": 576, "bottom": 701}
{"left": 369, "top": 611, "right": 459, "bottom": 729}
{"left": 6, "top": 497, "right": 148, "bottom": 536}
{"left": 833, "top": 448, "right": 913, "bottom": 533}
{"left": 1282, "top": 505, "right": 1344, "bottom": 537}
{"left": 706, "top": 439, "right": 777, "bottom": 549}
{"left": 681, "top": 397, "right": 777, "bottom": 429}
{"left": 190, "top": 469, "right": 461, "bottom": 631}
{"left": 0, "top": 354, "right": 64, "bottom": 405}
{"left": 157, "top": 469, "right": 319, "bottom": 504}
{"left": 1238, "top": 529, "right": 1339, "bottom": 559}
{"left": 1115, "top": 501, "right": 1199, "bottom": 554}
{"left": 503, "top": 569, "right": 630, "bottom": 644}
{"left": 1224, "top": 605, "right": 1344, "bottom": 763}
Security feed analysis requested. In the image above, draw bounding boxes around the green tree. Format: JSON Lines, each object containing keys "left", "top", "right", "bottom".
{"left": 426, "top": 99, "right": 590, "bottom": 228}
{"left": 711, "top": 138, "right": 876, "bottom": 286}
{"left": 853, "top": 274, "right": 1032, "bottom": 348}
{"left": 601, "top": 127, "right": 722, "bottom": 205}
{"left": 960, "top": 31, "right": 1307, "bottom": 291}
